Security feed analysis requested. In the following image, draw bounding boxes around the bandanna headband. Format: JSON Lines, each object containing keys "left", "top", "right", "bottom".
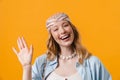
{"left": 46, "top": 12, "right": 71, "bottom": 31}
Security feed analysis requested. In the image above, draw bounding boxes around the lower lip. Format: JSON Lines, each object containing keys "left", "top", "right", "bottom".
{"left": 61, "top": 36, "right": 70, "bottom": 42}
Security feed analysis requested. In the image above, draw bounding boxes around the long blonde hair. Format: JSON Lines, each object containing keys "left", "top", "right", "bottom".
{"left": 46, "top": 21, "right": 91, "bottom": 64}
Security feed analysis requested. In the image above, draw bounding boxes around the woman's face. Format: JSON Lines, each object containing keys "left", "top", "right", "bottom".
{"left": 50, "top": 20, "right": 74, "bottom": 47}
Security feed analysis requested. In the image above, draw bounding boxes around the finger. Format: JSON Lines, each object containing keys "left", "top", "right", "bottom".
{"left": 19, "top": 37, "right": 24, "bottom": 48}
{"left": 29, "top": 45, "right": 33, "bottom": 55}
{"left": 18, "top": 37, "right": 24, "bottom": 49}
{"left": 17, "top": 37, "right": 22, "bottom": 50}
{"left": 12, "top": 47, "right": 18, "bottom": 55}
{"left": 21, "top": 37, "right": 28, "bottom": 48}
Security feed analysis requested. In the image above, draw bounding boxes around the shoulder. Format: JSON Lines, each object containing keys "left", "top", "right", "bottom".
{"left": 85, "top": 56, "right": 112, "bottom": 80}
{"left": 85, "top": 55, "right": 106, "bottom": 72}
{"left": 87, "top": 56, "right": 101, "bottom": 63}
{"left": 36, "top": 54, "right": 47, "bottom": 62}
{"left": 32, "top": 54, "right": 47, "bottom": 74}
{"left": 32, "top": 53, "right": 47, "bottom": 70}
{"left": 85, "top": 55, "right": 102, "bottom": 68}
{"left": 33, "top": 54, "right": 47, "bottom": 66}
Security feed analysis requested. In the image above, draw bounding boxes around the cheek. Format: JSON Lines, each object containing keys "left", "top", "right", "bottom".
{"left": 70, "top": 29, "right": 74, "bottom": 39}
{"left": 51, "top": 33, "right": 59, "bottom": 40}
{"left": 67, "top": 26, "right": 73, "bottom": 32}
{"left": 68, "top": 28, "right": 74, "bottom": 35}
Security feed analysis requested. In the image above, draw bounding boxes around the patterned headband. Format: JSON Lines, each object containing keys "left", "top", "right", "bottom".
{"left": 46, "top": 12, "right": 71, "bottom": 31}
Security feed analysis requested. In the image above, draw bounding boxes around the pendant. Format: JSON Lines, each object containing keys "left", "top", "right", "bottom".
{"left": 65, "top": 78, "right": 67, "bottom": 80}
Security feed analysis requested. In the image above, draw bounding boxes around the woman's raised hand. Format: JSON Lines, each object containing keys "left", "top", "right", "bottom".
{"left": 12, "top": 37, "right": 33, "bottom": 68}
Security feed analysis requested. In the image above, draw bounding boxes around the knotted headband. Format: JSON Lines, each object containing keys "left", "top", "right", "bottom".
{"left": 46, "top": 12, "right": 71, "bottom": 31}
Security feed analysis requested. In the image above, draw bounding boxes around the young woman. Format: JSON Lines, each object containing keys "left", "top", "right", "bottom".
{"left": 12, "top": 12, "right": 112, "bottom": 80}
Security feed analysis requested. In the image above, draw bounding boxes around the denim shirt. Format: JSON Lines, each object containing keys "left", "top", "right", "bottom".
{"left": 32, "top": 54, "right": 112, "bottom": 80}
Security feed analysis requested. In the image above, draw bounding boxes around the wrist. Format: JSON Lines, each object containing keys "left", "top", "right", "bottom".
{"left": 23, "top": 64, "right": 32, "bottom": 70}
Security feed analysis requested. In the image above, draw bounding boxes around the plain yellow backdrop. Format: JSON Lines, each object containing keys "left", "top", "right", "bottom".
{"left": 0, "top": 0, "right": 120, "bottom": 80}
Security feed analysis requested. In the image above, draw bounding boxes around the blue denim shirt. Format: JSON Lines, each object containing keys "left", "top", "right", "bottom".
{"left": 32, "top": 54, "right": 112, "bottom": 80}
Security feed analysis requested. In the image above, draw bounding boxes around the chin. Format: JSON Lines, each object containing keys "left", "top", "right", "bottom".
{"left": 60, "top": 41, "right": 73, "bottom": 47}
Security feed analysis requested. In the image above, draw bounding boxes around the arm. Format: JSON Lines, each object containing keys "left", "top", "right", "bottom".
{"left": 23, "top": 65, "right": 32, "bottom": 80}
{"left": 12, "top": 37, "right": 33, "bottom": 80}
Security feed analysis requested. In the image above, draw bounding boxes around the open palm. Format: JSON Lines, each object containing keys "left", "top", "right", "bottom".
{"left": 12, "top": 37, "right": 33, "bottom": 67}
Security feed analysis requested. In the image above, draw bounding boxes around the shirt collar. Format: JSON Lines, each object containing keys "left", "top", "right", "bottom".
{"left": 48, "top": 56, "right": 58, "bottom": 66}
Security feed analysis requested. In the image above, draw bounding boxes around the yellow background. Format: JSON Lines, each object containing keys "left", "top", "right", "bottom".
{"left": 0, "top": 0, "right": 120, "bottom": 80}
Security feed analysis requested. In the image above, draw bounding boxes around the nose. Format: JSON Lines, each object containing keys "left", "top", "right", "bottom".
{"left": 59, "top": 27, "right": 66, "bottom": 34}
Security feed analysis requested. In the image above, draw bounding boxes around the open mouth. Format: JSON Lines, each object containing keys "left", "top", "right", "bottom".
{"left": 60, "top": 34, "right": 70, "bottom": 41}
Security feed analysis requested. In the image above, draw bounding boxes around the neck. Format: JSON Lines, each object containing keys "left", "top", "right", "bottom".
{"left": 60, "top": 46, "right": 74, "bottom": 56}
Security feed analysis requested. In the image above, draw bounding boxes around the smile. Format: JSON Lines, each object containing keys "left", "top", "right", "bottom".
{"left": 60, "top": 34, "right": 70, "bottom": 40}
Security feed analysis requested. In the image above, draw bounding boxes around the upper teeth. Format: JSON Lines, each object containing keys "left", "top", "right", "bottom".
{"left": 61, "top": 35, "right": 69, "bottom": 39}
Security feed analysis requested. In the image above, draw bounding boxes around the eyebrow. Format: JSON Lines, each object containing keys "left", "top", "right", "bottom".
{"left": 51, "top": 25, "right": 58, "bottom": 30}
{"left": 62, "top": 21, "right": 68, "bottom": 25}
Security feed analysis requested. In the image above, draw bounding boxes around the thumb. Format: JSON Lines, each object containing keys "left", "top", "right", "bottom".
{"left": 12, "top": 47, "right": 18, "bottom": 56}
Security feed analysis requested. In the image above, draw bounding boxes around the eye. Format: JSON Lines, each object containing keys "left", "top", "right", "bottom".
{"left": 63, "top": 23, "right": 69, "bottom": 27}
{"left": 53, "top": 28, "right": 58, "bottom": 32}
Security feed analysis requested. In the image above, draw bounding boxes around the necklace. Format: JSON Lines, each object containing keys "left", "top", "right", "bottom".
{"left": 59, "top": 52, "right": 77, "bottom": 60}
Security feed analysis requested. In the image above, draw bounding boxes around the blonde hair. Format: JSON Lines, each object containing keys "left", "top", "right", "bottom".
{"left": 46, "top": 21, "right": 91, "bottom": 64}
